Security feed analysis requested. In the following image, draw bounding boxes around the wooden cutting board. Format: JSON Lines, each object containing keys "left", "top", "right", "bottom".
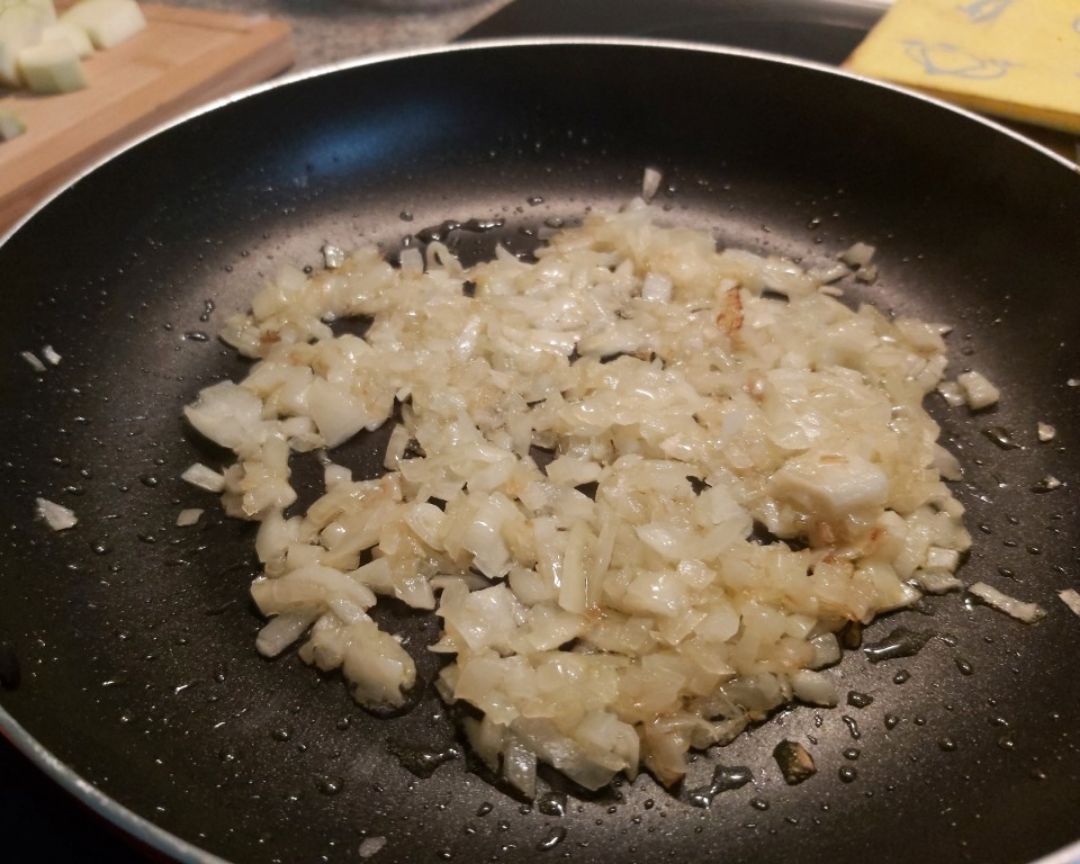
{"left": 0, "top": 4, "right": 293, "bottom": 234}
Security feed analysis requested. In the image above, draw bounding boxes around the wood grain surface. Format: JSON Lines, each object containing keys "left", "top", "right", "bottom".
{"left": 0, "top": 3, "right": 293, "bottom": 234}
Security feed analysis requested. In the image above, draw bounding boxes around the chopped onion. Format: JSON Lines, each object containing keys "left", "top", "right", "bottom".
{"left": 1035, "top": 475, "right": 1062, "bottom": 492}
{"left": 321, "top": 243, "right": 345, "bottom": 270}
{"left": 641, "top": 272, "right": 673, "bottom": 303}
{"left": 183, "top": 381, "right": 268, "bottom": 451}
{"left": 181, "top": 462, "right": 226, "bottom": 493}
{"left": 41, "top": 344, "right": 61, "bottom": 365}
{"left": 36, "top": 497, "right": 76, "bottom": 531}
{"left": 933, "top": 444, "right": 963, "bottom": 481}
{"left": 399, "top": 248, "right": 423, "bottom": 275}
{"left": 183, "top": 203, "right": 978, "bottom": 794}
{"left": 791, "top": 669, "right": 838, "bottom": 706}
{"left": 854, "top": 264, "right": 878, "bottom": 284}
{"left": 968, "top": 581, "right": 1046, "bottom": 624}
{"left": 0, "top": 109, "right": 26, "bottom": 141}
{"left": 1059, "top": 589, "right": 1080, "bottom": 618}
{"left": 20, "top": 351, "right": 45, "bottom": 373}
{"left": 1037, "top": 422, "right": 1056, "bottom": 443}
{"left": 807, "top": 262, "right": 848, "bottom": 284}
{"left": 358, "top": 837, "right": 387, "bottom": 859}
{"left": 956, "top": 371, "right": 1000, "bottom": 411}
{"left": 925, "top": 546, "right": 960, "bottom": 572}
{"left": 502, "top": 734, "right": 538, "bottom": 798}
{"left": 839, "top": 241, "right": 875, "bottom": 268}
{"left": 808, "top": 633, "right": 841, "bottom": 669}
{"left": 937, "top": 381, "right": 965, "bottom": 408}
{"left": 176, "top": 508, "right": 203, "bottom": 527}
{"left": 641, "top": 166, "right": 662, "bottom": 202}
{"left": 255, "top": 610, "right": 318, "bottom": 657}
{"left": 913, "top": 569, "right": 962, "bottom": 594}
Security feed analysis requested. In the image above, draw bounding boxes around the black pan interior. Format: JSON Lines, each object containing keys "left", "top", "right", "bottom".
{"left": 1, "top": 42, "right": 1078, "bottom": 864}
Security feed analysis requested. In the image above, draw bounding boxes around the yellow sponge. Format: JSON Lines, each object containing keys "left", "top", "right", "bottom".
{"left": 847, "top": 0, "right": 1080, "bottom": 135}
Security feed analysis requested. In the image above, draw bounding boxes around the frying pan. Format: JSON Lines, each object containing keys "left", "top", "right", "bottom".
{"left": 1, "top": 39, "right": 1078, "bottom": 864}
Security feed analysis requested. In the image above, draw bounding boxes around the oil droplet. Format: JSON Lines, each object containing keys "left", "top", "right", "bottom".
{"left": 140, "top": 475, "right": 159, "bottom": 488}
{"left": 939, "top": 738, "right": 957, "bottom": 752}
{"left": 91, "top": 542, "right": 111, "bottom": 555}
{"left": 983, "top": 427, "right": 1021, "bottom": 450}
{"left": 537, "top": 792, "right": 567, "bottom": 817}
{"left": 847, "top": 691, "right": 874, "bottom": 709}
{"left": 750, "top": 798, "right": 769, "bottom": 811}
{"left": 863, "top": 628, "right": 933, "bottom": 663}
{"left": 884, "top": 714, "right": 901, "bottom": 730}
{"left": 914, "top": 716, "right": 927, "bottom": 727}
{"left": 893, "top": 670, "right": 911, "bottom": 685}
{"left": 476, "top": 802, "right": 493, "bottom": 817}
{"left": 271, "top": 728, "right": 291, "bottom": 742}
{"left": 316, "top": 777, "right": 342, "bottom": 796}
{"left": 955, "top": 657, "right": 974, "bottom": 676}
{"left": 183, "top": 331, "right": 210, "bottom": 343}
{"left": 686, "top": 765, "right": 753, "bottom": 808}
{"left": 536, "top": 827, "right": 566, "bottom": 851}
{"left": 399, "top": 211, "right": 414, "bottom": 222}
{"left": 998, "top": 735, "right": 1016, "bottom": 751}
{"left": 843, "top": 748, "right": 860, "bottom": 761}
{"left": 391, "top": 744, "right": 459, "bottom": 779}
{"left": 841, "top": 716, "right": 862, "bottom": 740}
{"left": 838, "top": 767, "right": 858, "bottom": 783}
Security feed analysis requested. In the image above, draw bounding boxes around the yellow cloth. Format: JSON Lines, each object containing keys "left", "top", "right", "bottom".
{"left": 846, "top": 0, "right": 1080, "bottom": 134}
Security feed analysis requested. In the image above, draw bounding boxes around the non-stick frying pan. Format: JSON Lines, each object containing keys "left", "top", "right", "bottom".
{"left": 1, "top": 40, "right": 1078, "bottom": 864}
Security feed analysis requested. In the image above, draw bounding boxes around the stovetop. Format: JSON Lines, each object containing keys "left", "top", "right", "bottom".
{"left": 462, "top": 0, "right": 887, "bottom": 64}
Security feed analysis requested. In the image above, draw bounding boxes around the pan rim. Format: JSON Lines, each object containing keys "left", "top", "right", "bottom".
{"left": 0, "top": 36, "right": 1077, "bottom": 864}
{"left": 1, "top": 35, "right": 1076, "bottom": 250}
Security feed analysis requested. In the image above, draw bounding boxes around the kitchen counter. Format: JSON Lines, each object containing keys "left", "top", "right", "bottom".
{"left": 169, "top": 0, "right": 513, "bottom": 71}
